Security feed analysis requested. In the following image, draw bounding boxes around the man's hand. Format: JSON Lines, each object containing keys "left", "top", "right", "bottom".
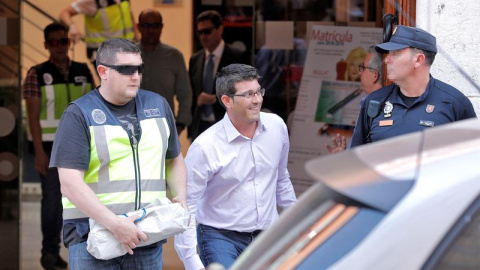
{"left": 172, "top": 196, "right": 188, "bottom": 210}
{"left": 325, "top": 133, "right": 346, "bottom": 154}
{"left": 34, "top": 150, "right": 49, "bottom": 176}
{"left": 197, "top": 92, "right": 216, "bottom": 106}
{"left": 109, "top": 214, "right": 148, "bottom": 255}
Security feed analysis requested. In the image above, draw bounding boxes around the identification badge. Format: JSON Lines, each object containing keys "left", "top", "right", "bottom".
{"left": 426, "top": 104, "right": 435, "bottom": 113}
{"left": 383, "top": 101, "right": 393, "bottom": 118}
{"left": 419, "top": 120, "right": 434, "bottom": 127}
{"left": 379, "top": 120, "right": 393, "bottom": 126}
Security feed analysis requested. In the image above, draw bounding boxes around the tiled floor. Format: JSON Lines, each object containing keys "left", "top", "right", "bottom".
{"left": 20, "top": 199, "right": 184, "bottom": 270}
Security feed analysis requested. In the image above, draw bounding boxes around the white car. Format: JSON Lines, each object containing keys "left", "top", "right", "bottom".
{"left": 231, "top": 118, "right": 480, "bottom": 270}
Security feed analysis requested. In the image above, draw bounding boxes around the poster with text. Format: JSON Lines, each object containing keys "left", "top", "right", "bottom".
{"left": 289, "top": 25, "right": 382, "bottom": 195}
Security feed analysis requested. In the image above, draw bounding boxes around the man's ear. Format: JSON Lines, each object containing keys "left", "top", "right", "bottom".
{"left": 414, "top": 53, "right": 426, "bottom": 68}
{"left": 373, "top": 70, "right": 379, "bottom": 83}
{"left": 97, "top": 65, "right": 108, "bottom": 80}
{"left": 221, "top": 94, "right": 231, "bottom": 108}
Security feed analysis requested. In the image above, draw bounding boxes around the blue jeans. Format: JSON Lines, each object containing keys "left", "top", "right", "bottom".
{"left": 37, "top": 142, "right": 63, "bottom": 257}
{"left": 69, "top": 241, "right": 163, "bottom": 270}
{"left": 197, "top": 224, "right": 262, "bottom": 269}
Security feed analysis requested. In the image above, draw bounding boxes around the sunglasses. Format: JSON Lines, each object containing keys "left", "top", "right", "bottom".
{"left": 197, "top": 27, "right": 216, "bottom": 36}
{"left": 140, "top": 23, "right": 162, "bottom": 29}
{"left": 100, "top": 63, "right": 144, "bottom": 75}
{"left": 47, "top": 38, "right": 70, "bottom": 47}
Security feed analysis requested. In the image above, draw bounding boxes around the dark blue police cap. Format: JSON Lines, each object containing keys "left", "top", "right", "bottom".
{"left": 375, "top": 25, "right": 437, "bottom": 54}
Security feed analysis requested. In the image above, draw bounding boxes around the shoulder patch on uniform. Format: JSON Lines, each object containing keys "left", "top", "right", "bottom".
{"left": 144, "top": 108, "right": 161, "bottom": 117}
{"left": 92, "top": 109, "right": 106, "bottom": 124}
{"left": 43, "top": 73, "right": 53, "bottom": 85}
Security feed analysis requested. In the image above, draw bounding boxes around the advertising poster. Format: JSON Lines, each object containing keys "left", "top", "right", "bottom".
{"left": 289, "top": 25, "right": 382, "bottom": 195}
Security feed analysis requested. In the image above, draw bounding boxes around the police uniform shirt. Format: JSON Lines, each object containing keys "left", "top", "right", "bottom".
{"left": 350, "top": 76, "right": 476, "bottom": 148}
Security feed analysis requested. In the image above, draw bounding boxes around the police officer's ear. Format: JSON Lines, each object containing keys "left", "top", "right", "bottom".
{"left": 97, "top": 64, "right": 109, "bottom": 80}
{"left": 413, "top": 51, "right": 426, "bottom": 68}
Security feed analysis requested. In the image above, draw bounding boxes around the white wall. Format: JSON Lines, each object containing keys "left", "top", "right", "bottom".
{"left": 417, "top": 0, "right": 480, "bottom": 116}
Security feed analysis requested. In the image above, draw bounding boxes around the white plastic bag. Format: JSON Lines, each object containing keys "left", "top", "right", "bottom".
{"left": 86, "top": 198, "right": 189, "bottom": 260}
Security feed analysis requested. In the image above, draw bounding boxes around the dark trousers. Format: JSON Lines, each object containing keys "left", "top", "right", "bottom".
{"left": 197, "top": 224, "right": 262, "bottom": 269}
{"left": 32, "top": 142, "right": 63, "bottom": 256}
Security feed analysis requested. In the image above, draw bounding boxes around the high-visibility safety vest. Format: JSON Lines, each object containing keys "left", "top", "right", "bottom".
{"left": 62, "top": 89, "right": 170, "bottom": 220}
{"left": 32, "top": 61, "right": 93, "bottom": 141}
{"left": 85, "top": 0, "right": 135, "bottom": 49}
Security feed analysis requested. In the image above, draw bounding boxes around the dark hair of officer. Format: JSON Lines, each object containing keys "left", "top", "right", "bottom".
{"left": 96, "top": 38, "right": 140, "bottom": 66}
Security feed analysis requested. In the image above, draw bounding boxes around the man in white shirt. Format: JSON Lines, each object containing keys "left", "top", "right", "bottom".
{"left": 175, "top": 64, "right": 297, "bottom": 270}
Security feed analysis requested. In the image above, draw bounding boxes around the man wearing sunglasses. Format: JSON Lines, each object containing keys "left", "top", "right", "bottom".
{"left": 175, "top": 64, "right": 297, "bottom": 270}
{"left": 23, "top": 22, "right": 94, "bottom": 270}
{"left": 137, "top": 9, "right": 192, "bottom": 136}
{"left": 49, "top": 38, "right": 187, "bottom": 269}
{"left": 188, "top": 10, "right": 249, "bottom": 142}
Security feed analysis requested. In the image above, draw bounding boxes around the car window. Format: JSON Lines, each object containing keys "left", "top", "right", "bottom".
{"left": 425, "top": 196, "right": 480, "bottom": 269}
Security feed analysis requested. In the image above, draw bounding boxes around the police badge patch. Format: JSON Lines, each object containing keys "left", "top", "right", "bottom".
{"left": 43, "top": 73, "right": 53, "bottom": 85}
{"left": 92, "top": 109, "right": 106, "bottom": 124}
{"left": 426, "top": 104, "right": 435, "bottom": 113}
{"left": 383, "top": 101, "right": 393, "bottom": 118}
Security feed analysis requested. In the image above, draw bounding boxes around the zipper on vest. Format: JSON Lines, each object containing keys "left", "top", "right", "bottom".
{"left": 129, "top": 126, "right": 142, "bottom": 210}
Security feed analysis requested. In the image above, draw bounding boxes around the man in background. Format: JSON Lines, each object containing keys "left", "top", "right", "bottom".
{"left": 138, "top": 8, "right": 192, "bottom": 135}
{"left": 23, "top": 22, "right": 94, "bottom": 270}
{"left": 188, "top": 10, "right": 249, "bottom": 141}
{"left": 59, "top": 0, "right": 140, "bottom": 67}
{"left": 326, "top": 46, "right": 384, "bottom": 153}
{"left": 350, "top": 25, "right": 476, "bottom": 147}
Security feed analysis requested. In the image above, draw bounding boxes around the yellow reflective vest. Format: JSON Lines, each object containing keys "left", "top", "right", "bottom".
{"left": 85, "top": 0, "right": 135, "bottom": 49}
{"left": 30, "top": 61, "right": 93, "bottom": 141}
{"left": 62, "top": 89, "right": 171, "bottom": 219}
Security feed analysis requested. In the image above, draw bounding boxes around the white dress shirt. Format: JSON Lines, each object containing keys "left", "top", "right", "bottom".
{"left": 174, "top": 112, "right": 297, "bottom": 270}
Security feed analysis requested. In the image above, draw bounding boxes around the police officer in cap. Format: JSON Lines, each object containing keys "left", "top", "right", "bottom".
{"left": 350, "top": 25, "right": 476, "bottom": 147}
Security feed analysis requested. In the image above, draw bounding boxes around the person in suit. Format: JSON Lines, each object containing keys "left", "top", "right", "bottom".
{"left": 188, "top": 10, "right": 249, "bottom": 141}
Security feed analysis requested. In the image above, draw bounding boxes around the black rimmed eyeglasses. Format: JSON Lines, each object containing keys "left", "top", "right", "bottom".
{"left": 229, "top": 88, "right": 265, "bottom": 99}
{"left": 358, "top": 64, "right": 378, "bottom": 73}
{"left": 99, "top": 63, "right": 144, "bottom": 75}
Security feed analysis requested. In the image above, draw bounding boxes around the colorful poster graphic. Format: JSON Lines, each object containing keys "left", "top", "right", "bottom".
{"left": 288, "top": 25, "right": 382, "bottom": 195}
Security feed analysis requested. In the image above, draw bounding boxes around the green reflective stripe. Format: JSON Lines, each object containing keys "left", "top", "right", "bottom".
{"left": 86, "top": 178, "right": 165, "bottom": 194}
{"left": 41, "top": 127, "right": 57, "bottom": 134}
{"left": 92, "top": 125, "right": 110, "bottom": 182}
{"left": 155, "top": 118, "right": 168, "bottom": 179}
{"left": 85, "top": 126, "right": 100, "bottom": 183}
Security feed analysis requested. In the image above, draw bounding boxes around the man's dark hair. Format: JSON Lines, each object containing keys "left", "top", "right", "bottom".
{"left": 44, "top": 22, "right": 68, "bottom": 41}
{"left": 411, "top": 47, "right": 436, "bottom": 66}
{"left": 196, "top": 10, "right": 223, "bottom": 28}
{"left": 216, "top": 64, "right": 261, "bottom": 108}
{"left": 138, "top": 9, "right": 163, "bottom": 24}
{"left": 96, "top": 38, "right": 140, "bottom": 66}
